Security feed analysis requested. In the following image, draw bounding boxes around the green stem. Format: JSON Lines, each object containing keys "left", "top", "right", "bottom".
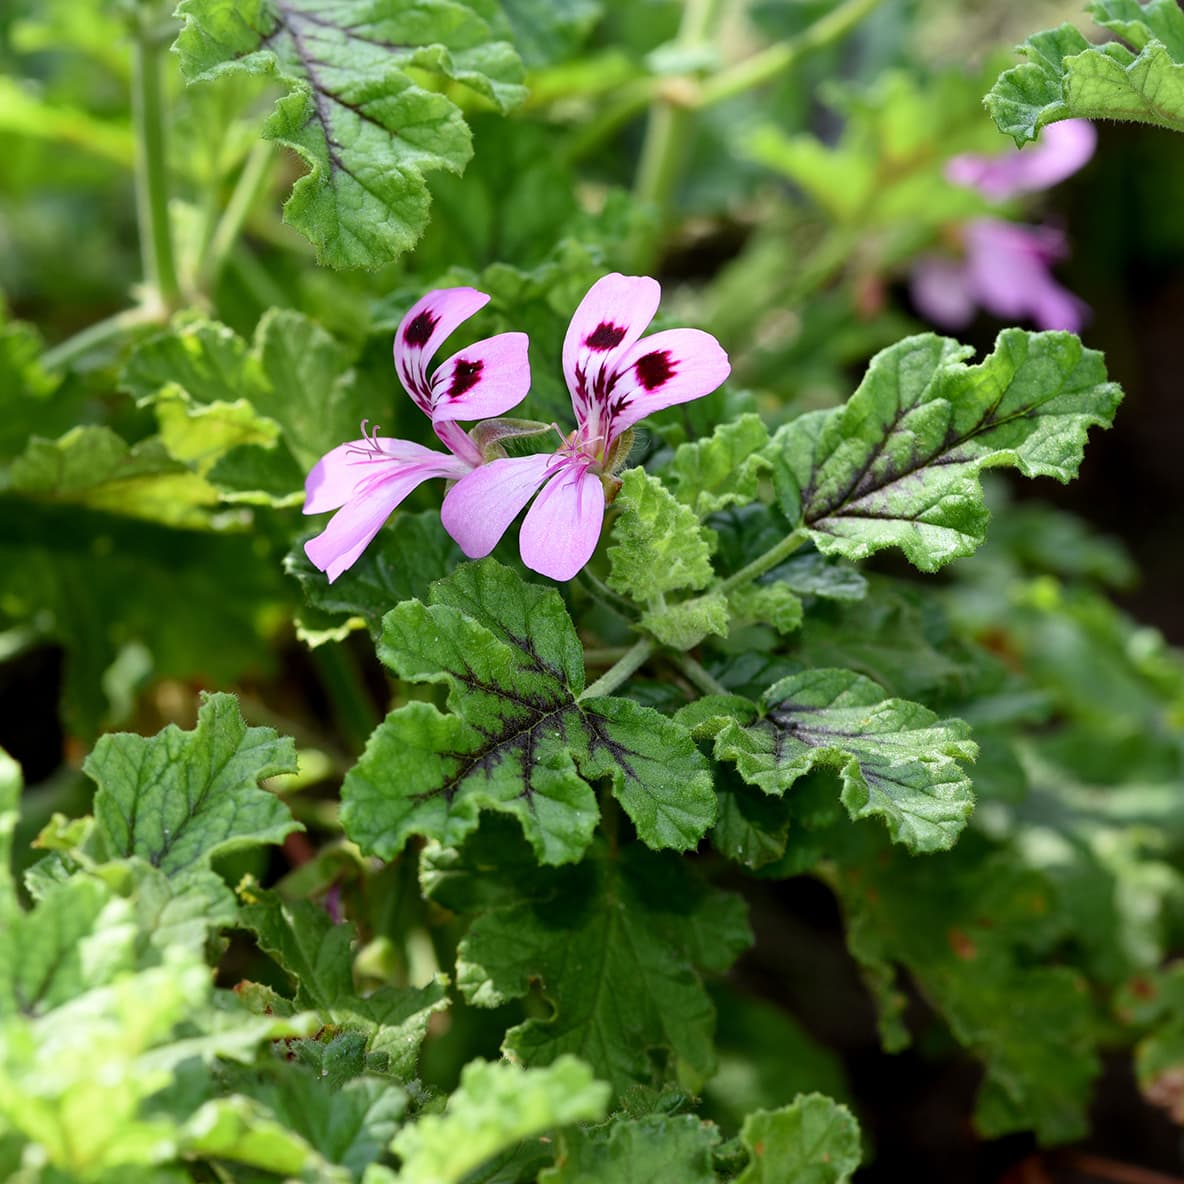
{"left": 41, "top": 304, "right": 161, "bottom": 371}
{"left": 199, "top": 139, "right": 274, "bottom": 295}
{"left": 633, "top": 0, "right": 728, "bottom": 216}
{"left": 671, "top": 652, "right": 729, "bottom": 697}
{"left": 131, "top": 6, "right": 181, "bottom": 311}
{"left": 312, "top": 643, "right": 381, "bottom": 754}
{"left": 696, "top": 0, "right": 885, "bottom": 108}
{"left": 576, "top": 568, "right": 639, "bottom": 618}
{"left": 583, "top": 646, "right": 633, "bottom": 667}
{"left": 717, "top": 528, "right": 809, "bottom": 594}
{"left": 579, "top": 637, "right": 654, "bottom": 699}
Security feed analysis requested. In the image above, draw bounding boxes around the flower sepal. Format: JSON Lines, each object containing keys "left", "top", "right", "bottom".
{"left": 469, "top": 417, "right": 554, "bottom": 461}
{"left": 602, "top": 428, "right": 634, "bottom": 476}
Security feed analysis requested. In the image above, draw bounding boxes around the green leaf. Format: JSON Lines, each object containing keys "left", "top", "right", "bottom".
{"left": 539, "top": 1113, "right": 718, "bottom": 1183}
{"left": 607, "top": 468, "right": 716, "bottom": 601}
{"left": 837, "top": 840, "right": 1099, "bottom": 1142}
{"left": 0, "top": 750, "right": 19, "bottom": 919}
{"left": 727, "top": 583, "right": 803, "bottom": 635}
{"left": 495, "top": 0, "right": 602, "bottom": 66}
{"left": 7, "top": 428, "right": 220, "bottom": 528}
{"left": 124, "top": 310, "right": 373, "bottom": 503}
{"left": 341, "top": 561, "right": 715, "bottom": 865}
{"left": 238, "top": 881, "right": 448, "bottom": 1080}
{"left": 772, "top": 331, "right": 1121, "bottom": 572}
{"left": 735, "top": 1095, "right": 861, "bottom": 1184}
{"left": 681, "top": 670, "right": 977, "bottom": 853}
{"left": 84, "top": 692, "right": 300, "bottom": 878}
{"left": 641, "top": 591, "right": 730, "bottom": 650}
{"left": 457, "top": 847, "right": 751, "bottom": 1095}
{"left": 664, "top": 414, "right": 772, "bottom": 517}
{"left": 765, "top": 552, "right": 867, "bottom": 602}
{"left": 986, "top": 4, "right": 1184, "bottom": 144}
{"left": 286, "top": 511, "right": 462, "bottom": 642}
{"left": 390, "top": 1056, "right": 610, "bottom": 1184}
{"left": 174, "top": 0, "right": 526, "bottom": 268}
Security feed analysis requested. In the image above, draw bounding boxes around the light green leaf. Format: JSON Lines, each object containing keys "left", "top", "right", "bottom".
{"left": 7, "top": 428, "right": 220, "bottom": 528}
{"left": 391, "top": 1056, "right": 610, "bottom": 1184}
{"left": 607, "top": 468, "right": 716, "bottom": 601}
{"left": 987, "top": 4, "right": 1184, "bottom": 144}
{"left": 174, "top": 0, "right": 526, "bottom": 268}
{"left": 539, "top": 1113, "right": 718, "bottom": 1183}
{"left": 664, "top": 414, "right": 772, "bottom": 517}
{"left": 681, "top": 670, "right": 977, "bottom": 853}
{"left": 457, "top": 848, "right": 751, "bottom": 1095}
{"left": 238, "top": 881, "right": 448, "bottom": 1080}
{"left": 341, "top": 561, "right": 715, "bottom": 865}
{"left": 84, "top": 691, "right": 300, "bottom": 878}
{"left": 727, "top": 583, "right": 803, "bottom": 635}
{"left": 772, "top": 331, "right": 1121, "bottom": 572}
{"left": 640, "top": 591, "right": 730, "bottom": 649}
{"left": 736, "top": 1095, "right": 861, "bottom": 1184}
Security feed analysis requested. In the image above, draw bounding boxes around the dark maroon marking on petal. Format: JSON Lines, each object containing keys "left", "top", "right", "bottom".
{"left": 586, "top": 322, "right": 626, "bottom": 351}
{"left": 404, "top": 310, "right": 436, "bottom": 347}
{"left": 447, "top": 358, "right": 484, "bottom": 399}
{"left": 634, "top": 349, "right": 675, "bottom": 390}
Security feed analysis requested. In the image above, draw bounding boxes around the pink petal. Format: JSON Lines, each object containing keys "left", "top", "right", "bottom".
{"left": 910, "top": 256, "right": 976, "bottom": 329}
{"left": 519, "top": 462, "right": 606, "bottom": 582}
{"left": 394, "top": 287, "right": 490, "bottom": 413}
{"left": 604, "top": 327, "right": 731, "bottom": 436}
{"left": 430, "top": 331, "right": 531, "bottom": 422}
{"left": 304, "top": 437, "right": 458, "bottom": 514}
{"left": 946, "top": 120, "right": 1096, "bottom": 201}
{"left": 440, "top": 453, "right": 555, "bottom": 559}
{"left": 562, "top": 274, "right": 660, "bottom": 424}
{"left": 965, "top": 219, "right": 1088, "bottom": 332}
{"left": 305, "top": 454, "right": 465, "bottom": 582}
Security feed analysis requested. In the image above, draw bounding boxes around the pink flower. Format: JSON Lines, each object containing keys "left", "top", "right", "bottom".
{"left": 911, "top": 121, "right": 1096, "bottom": 333}
{"left": 945, "top": 120, "right": 1096, "bottom": 201}
{"left": 911, "top": 219, "right": 1088, "bottom": 333}
{"left": 303, "top": 288, "right": 529, "bottom": 582}
{"left": 441, "top": 274, "right": 730, "bottom": 582}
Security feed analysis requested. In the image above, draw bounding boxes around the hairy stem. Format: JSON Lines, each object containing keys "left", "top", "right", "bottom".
{"left": 199, "top": 139, "right": 274, "bottom": 295}
{"left": 580, "top": 637, "right": 654, "bottom": 699}
{"left": 718, "top": 528, "right": 809, "bottom": 594}
{"left": 131, "top": 6, "right": 181, "bottom": 311}
{"left": 671, "top": 652, "right": 729, "bottom": 697}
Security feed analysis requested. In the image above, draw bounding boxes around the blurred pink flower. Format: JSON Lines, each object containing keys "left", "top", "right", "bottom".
{"left": 911, "top": 219, "right": 1088, "bottom": 333}
{"left": 441, "top": 273, "right": 730, "bottom": 582}
{"left": 303, "top": 288, "right": 529, "bottom": 582}
{"left": 945, "top": 120, "right": 1096, "bottom": 200}
{"left": 911, "top": 120, "right": 1095, "bottom": 333}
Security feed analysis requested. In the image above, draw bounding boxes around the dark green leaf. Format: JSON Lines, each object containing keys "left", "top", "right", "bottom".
{"left": 539, "top": 1113, "right": 718, "bottom": 1183}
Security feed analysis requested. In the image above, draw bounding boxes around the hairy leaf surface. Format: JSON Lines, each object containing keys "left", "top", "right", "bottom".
{"left": 736, "top": 1095, "right": 861, "bottom": 1183}
{"left": 84, "top": 692, "right": 300, "bottom": 878}
{"left": 987, "top": 2, "right": 1184, "bottom": 143}
{"left": 772, "top": 331, "right": 1120, "bottom": 571}
{"left": 681, "top": 670, "right": 977, "bottom": 853}
{"left": 174, "top": 0, "right": 526, "bottom": 267}
{"left": 539, "top": 1113, "right": 719, "bottom": 1182}
{"left": 341, "top": 561, "right": 715, "bottom": 864}
{"left": 457, "top": 847, "right": 751, "bottom": 1094}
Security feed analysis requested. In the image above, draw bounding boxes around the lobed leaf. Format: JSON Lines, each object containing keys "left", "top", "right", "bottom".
{"left": 681, "top": 670, "right": 977, "bottom": 853}
{"left": 664, "top": 413, "right": 773, "bottom": 517}
{"left": 457, "top": 847, "right": 751, "bottom": 1096}
{"left": 772, "top": 331, "right": 1121, "bottom": 572}
{"left": 986, "top": 2, "right": 1184, "bottom": 144}
{"left": 174, "top": 0, "right": 527, "bottom": 268}
{"left": 390, "top": 1056, "right": 610, "bottom": 1184}
{"left": 539, "top": 1113, "right": 719, "bottom": 1183}
{"left": 84, "top": 691, "right": 300, "bottom": 879}
{"left": 735, "top": 1095, "right": 862, "bottom": 1184}
{"left": 341, "top": 561, "right": 715, "bottom": 864}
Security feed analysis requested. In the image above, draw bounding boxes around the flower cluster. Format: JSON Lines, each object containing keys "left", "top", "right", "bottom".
{"left": 303, "top": 275, "right": 730, "bottom": 583}
{"left": 911, "top": 119, "right": 1096, "bottom": 333}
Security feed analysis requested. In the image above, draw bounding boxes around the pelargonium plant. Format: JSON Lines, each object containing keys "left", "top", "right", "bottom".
{"left": 3, "top": 1, "right": 1184, "bottom": 1182}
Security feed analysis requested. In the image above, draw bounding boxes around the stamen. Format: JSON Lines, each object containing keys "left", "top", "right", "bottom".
{"left": 346, "top": 419, "right": 388, "bottom": 461}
